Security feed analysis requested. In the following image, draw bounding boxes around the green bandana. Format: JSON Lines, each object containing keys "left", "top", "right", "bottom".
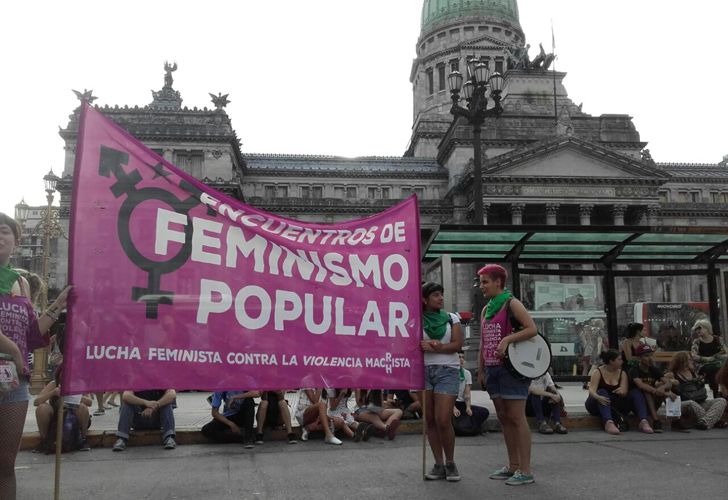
{"left": 0, "top": 264, "right": 20, "bottom": 295}
{"left": 459, "top": 367, "right": 465, "bottom": 381}
{"left": 484, "top": 290, "right": 513, "bottom": 321}
{"left": 423, "top": 310, "right": 450, "bottom": 341}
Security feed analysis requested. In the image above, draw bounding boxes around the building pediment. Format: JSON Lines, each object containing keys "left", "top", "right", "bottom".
{"left": 484, "top": 136, "right": 670, "bottom": 181}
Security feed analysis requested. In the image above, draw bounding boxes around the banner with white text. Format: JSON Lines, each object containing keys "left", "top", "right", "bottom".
{"left": 62, "top": 103, "right": 423, "bottom": 393}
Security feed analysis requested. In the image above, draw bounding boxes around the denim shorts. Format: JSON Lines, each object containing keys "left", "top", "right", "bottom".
{"left": 485, "top": 365, "right": 529, "bottom": 400}
{"left": 0, "top": 378, "right": 30, "bottom": 405}
{"left": 424, "top": 364, "right": 460, "bottom": 396}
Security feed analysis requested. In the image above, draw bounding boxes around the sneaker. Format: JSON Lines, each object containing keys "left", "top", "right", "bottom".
{"left": 78, "top": 438, "right": 91, "bottom": 451}
{"left": 604, "top": 420, "right": 620, "bottom": 435}
{"left": 652, "top": 420, "right": 663, "bottom": 433}
{"left": 425, "top": 464, "right": 446, "bottom": 480}
{"left": 163, "top": 436, "right": 177, "bottom": 449}
{"left": 244, "top": 441, "right": 255, "bottom": 449}
{"left": 360, "top": 423, "right": 372, "bottom": 442}
{"left": 537, "top": 421, "right": 554, "bottom": 435}
{"left": 505, "top": 470, "right": 535, "bottom": 486}
{"left": 287, "top": 433, "right": 298, "bottom": 444}
{"left": 112, "top": 438, "right": 127, "bottom": 452}
{"left": 32, "top": 443, "right": 49, "bottom": 454}
{"left": 255, "top": 433, "right": 264, "bottom": 445}
{"left": 489, "top": 466, "right": 515, "bottom": 480}
{"left": 93, "top": 409, "right": 105, "bottom": 416}
{"left": 694, "top": 420, "right": 709, "bottom": 431}
{"left": 353, "top": 423, "right": 367, "bottom": 443}
{"left": 445, "top": 462, "right": 461, "bottom": 482}
{"left": 671, "top": 420, "right": 690, "bottom": 432}
{"left": 386, "top": 420, "right": 400, "bottom": 440}
{"left": 553, "top": 423, "right": 568, "bottom": 435}
{"left": 324, "top": 435, "right": 342, "bottom": 445}
{"left": 638, "top": 419, "right": 654, "bottom": 434}
{"left": 300, "top": 428, "right": 309, "bottom": 441}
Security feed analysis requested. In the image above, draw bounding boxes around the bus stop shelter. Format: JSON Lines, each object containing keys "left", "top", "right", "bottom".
{"left": 423, "top": 224, "right": 728, "bottom": 358}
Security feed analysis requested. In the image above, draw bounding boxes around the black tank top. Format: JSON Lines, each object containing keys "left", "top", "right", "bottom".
{"left": 597, "top": 367, "right": 622, "bottom": 393}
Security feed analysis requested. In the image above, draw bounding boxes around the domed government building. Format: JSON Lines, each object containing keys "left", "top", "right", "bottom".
{"left": 24, "top": 0, "right": 727, "bottom": 377}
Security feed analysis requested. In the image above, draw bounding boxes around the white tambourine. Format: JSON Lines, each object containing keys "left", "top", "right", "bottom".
{"left": 505, "top": 333, "right": 552, "bottom": 380}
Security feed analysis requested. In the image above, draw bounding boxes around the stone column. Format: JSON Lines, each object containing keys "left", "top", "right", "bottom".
{"left": 510, "top": 203, "right": 525, "bottom": 225}
{"left": 647, "top": 204, "right": 660, "bottom": 226}
{"left": 612, "top": 204, "right": 627, "bottom": 226}
{"left": 579, "top": 204, "right": 594, "bottom": 226}
{"left": 453, "top": 194, "right": 468, "bottom": 223}
{"left": 546, "top": 204, "right": 560, "bottom": 225}
{"left": 482, "top": 203, "right": 490, "bottom": 225}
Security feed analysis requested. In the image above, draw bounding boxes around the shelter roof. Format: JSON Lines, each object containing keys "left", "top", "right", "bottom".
{"left": 423, "top": 224, "right": 728, "bottom": 266}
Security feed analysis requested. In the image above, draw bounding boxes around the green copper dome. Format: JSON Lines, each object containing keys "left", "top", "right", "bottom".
{"left": 421, "top": 0, "right": 520, "bottom": 33}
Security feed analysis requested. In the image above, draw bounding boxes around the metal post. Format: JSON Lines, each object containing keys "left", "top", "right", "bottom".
{"left": 472, "top": 124, "right": 484, "bottom": 225}
{"left": 30, "top": 193, "right": 54, "bottom": 393}
{"left": 707, "top": 263, "right": 721, "bottom": 335}
{"left": 604, "top": 266, "right": 619, "bottom": 350}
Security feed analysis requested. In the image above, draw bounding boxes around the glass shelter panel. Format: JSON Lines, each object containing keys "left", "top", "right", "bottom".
{"left": 615, "top": 273, "right": 710, "bottom": 352}
{"left": 520, "top": 274, "right": 606, "bottom": 377}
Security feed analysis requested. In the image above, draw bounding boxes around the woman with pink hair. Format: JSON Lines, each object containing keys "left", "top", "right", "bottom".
{"left": 477, "top": 264, "right": 537, "bottom": 486}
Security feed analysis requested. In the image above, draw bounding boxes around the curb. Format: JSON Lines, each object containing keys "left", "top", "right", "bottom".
{"left": 21, "top": 414, "right": 641, "bottom": 451}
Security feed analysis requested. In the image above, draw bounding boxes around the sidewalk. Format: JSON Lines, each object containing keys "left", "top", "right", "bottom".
{"left": 23, "top": 383, "right": 596, "bottom": 435}
{"left": 21, "top": 383, "right": 604, "bottom": 449}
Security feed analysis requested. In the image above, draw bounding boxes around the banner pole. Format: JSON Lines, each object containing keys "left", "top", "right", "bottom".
{"left": 421, "top": 390, "right": 427, "bottom": 480}
{"left": 54, "top": 390, "right": 63, "bottom": 500}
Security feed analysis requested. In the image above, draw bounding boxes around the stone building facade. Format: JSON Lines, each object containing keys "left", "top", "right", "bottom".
{"left": 44, "top": 1, "right": 727, "bottom": 335}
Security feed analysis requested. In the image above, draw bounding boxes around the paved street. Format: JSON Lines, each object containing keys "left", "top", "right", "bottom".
{"left": 16, "top": 429, "right": 728, "bottom": 499}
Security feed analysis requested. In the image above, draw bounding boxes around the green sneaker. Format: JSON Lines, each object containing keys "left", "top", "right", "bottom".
{"left": 505, "top": 470, "right": 535, "bottom": 486}
{"left": 489, "top": 466, "right": 514, "bottom": 480}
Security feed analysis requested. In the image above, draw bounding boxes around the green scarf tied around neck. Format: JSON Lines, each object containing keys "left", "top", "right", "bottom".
{"left": 0, "top": 264, "right": 20, "bottom": 295}
{"left": 423, "top": 310, "right": 450, "bottom": 341}
{"left": 484, "top": 289, "right": 514, "bottom": 321}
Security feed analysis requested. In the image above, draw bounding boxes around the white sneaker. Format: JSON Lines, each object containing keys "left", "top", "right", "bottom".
{"left": 301, "top": 428, "right": 308, "bottom": 441}
{"left": 324, "top": 435, "right": 342, "bottom": 445}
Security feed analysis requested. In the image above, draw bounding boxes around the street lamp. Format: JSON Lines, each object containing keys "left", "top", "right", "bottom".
{"left": 448, "top": 58, "right": 504, "bottom": 224}
{"left": 40, "top": 169, "right": 60, "bottom": 309}
{"left": 28, "top": 169, "right": 62, "bottom": 392}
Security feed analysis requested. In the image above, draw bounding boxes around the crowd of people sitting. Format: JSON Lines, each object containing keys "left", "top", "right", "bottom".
{"left": 586, "top": 320, "right": 727, "bottom": 434}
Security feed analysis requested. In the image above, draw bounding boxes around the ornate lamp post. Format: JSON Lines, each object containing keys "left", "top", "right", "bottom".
{"left": 28, "top": 169, "right": 62, "bottom": 392}
{"left": 448, "top": 58, "right": 504, "bottom": 224}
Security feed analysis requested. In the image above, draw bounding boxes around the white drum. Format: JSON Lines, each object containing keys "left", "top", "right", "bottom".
{"left": 505, "top": 333, "right": 552, "bottom": 380}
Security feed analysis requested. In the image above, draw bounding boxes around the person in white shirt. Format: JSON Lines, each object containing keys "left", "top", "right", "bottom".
{"left": 453, "top": 353, "right": 489, "bottom": 435}
{"left": 527, "top": 373, "right": 567, "bottom": 434}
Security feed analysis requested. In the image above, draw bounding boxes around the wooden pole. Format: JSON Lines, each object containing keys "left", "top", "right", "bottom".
{"left": 421, "top": 390, "right": 427, "bottom": 480}
{"left": 54, "top": 392, "right": 63, "bottom": 499}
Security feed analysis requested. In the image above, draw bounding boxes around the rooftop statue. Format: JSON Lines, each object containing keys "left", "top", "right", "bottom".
{"left": 209, "top": 92, "right": 230, "bottom": 110}
{"left": 507, "top": 43, "right": 555, "bottom": 71}
{"left": 72, "top": 89, "right": 97, "bottom": 104}
{"left": 164, "top": 61, "right": 178, "bottom": 88}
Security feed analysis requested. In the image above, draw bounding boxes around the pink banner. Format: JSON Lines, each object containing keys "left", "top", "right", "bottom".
{"left": 62, "top": 104, "right": 423, "bottom": 394}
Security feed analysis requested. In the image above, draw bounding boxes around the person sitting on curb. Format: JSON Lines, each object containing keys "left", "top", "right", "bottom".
{"left": 453, "top": 352, "right": 489, "bottom": 436}
{"left": 665, "top": 352, "right": 727, "bottom": 430}
{"left": 385, "top": 390, "right": 422, "bottom": 419}
{"left": 201, "top": 390, "right": 259, "bottom": 448}
{"left": 328, "top": 388, "right": 370, "bottom": 441}
{"left": 255, "top": 390, "right": 297, "bottom": 445}
{"left": 620, "top": 322, "right": 645, "bottom": 369}
{"left": 34, "top": 364, "right": 92, "bottom": 453}
{"left": 354, "top": 389, "right": 403, "bottom": 440}
{"left": 113, "top": 389, "right": 177, "bottom": 451}
{"left": 628, "top": 344, "right": 674, "bottom": 432}
{"left": 585, "top": 349, "right": 654, "bottom": 435}
{"left": 295, "top": 389, "right": 342, "bottom": 445}
{"left": 527, "top": 372, "right": 567, "bottom": 435}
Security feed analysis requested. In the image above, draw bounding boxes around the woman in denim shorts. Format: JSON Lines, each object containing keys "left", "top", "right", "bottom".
{"left": 477, "top": 264, "right": 537, "bottom": 486}
{"left": 0, "top": 213, "right": 69, "bottom": 499}
{"left": 421, "top": 282, "right": 463, "bottom": 481}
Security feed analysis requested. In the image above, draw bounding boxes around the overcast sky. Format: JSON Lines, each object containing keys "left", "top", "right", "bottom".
{"left": 1, "top": 0, "right": 726, "bottom": 217}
